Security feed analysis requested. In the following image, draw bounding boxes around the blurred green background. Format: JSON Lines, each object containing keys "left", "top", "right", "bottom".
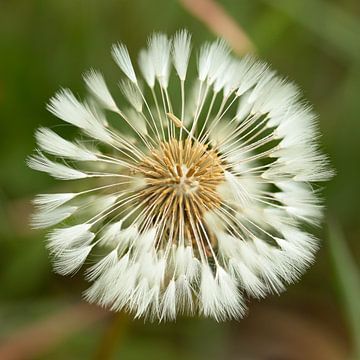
{"left": 0, "top": 0, "right": 359, "bottom": 359}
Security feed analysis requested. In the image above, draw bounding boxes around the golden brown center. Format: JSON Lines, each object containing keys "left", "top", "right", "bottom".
{"left": 136, "top": 138, "right": 224, "bottom": 246}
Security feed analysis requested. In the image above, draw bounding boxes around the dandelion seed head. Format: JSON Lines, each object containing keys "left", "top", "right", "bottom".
{"left": 29, "top": 31, "right": 333, "bottom": 321}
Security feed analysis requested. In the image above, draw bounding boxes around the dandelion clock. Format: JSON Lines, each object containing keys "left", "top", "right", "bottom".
{"left": 28, "top": 30, "right": 333, "bottom": 321}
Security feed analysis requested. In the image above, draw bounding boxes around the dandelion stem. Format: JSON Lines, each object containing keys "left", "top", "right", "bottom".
{"left": 94, "top": 312, "right": 128, "bottom": 360}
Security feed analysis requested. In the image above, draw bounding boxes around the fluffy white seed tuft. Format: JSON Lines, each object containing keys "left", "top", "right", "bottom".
{"left": 53, "top": 245, "right": 93, "bottom": 275}
{"left": 160, "top": 279, "right": 177, "bottom": 321}
{"left": 46, "top": 224, "right": 94, "bottom": 254}
{"left": 85, "top": 249, "right": 119, "bottom": 281}
{"left": 138, "top": 49, "right": 155, "bottom": 88}
{"left": 47, "top": 89, "right": 113, "bottom": 143}
{"left": 35, "top": 128, "right": 98, "bottom": 161}
{"left": 111, "top": 43, "right": 137, "bottom": 83}
{"left": 33, "top": 193, "right": 76, "bottom": 212}
{"left": 119, "top": 80, "right": 143, "bottom": 113}
{"left": 147, "top": 33, "right": 171, "bottom": 88}
{"left": 31, "top": 206, "right": 78, "bottom": 229}
{"left": 172, "top": 29, "right": 191, "bottom": 81}
{"left": 84, "top": 69, "right": 119, "bottom": 112}
{"left": 27, "top": 152, "right": 88, "bottom": 180}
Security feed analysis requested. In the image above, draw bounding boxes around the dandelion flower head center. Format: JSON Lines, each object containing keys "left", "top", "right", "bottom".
{"left": 136, "top": 138, "right": 224, "bottom": 243}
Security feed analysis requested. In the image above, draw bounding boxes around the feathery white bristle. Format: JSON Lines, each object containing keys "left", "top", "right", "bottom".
{"left": 118, "top": 224, "right": 139, "bottom": 247}
{"left": 213, "top": 58, "right": 239, "bottom": 95}
{"left": 85, "top": 249, "right": 119, "bottom": 281}
{"left": 274, "top": 181, "right": 323, "bottom": 225}
{"left": 274, "top": 106, "right": 317, "bottom": 143}
{"left": 223, "top": 170, "right": 251, "bottom": 208}
{"left": 251, "top": 238, "right": 288, "bottom": 293}
{"left": 204, "top": 211, "right": 227, "bottom": 234}
{"left": 276, "top": 237, "right": 314, "bottom": 270}
{"left": 285, "top": 226, "right": 319, "bottom": 248}
{"left": 216, "top": 267, "right": 244, "bottom": 319}
{"left": 206, "top": 40, "right": 230, "bottom": 85}
{"left": 131, "top": 278, "right": 153, "bottom": 318}
{"left": 208, "top": 118, "right": 236, "bottom": 147}
{"left": 132, "top": 227, "right": 157, "bottom": 257}
{"left": 84, "top": 253, "right": 130, "bottom": 305}
{"left": 198, "top": 42, "right": 211, "bottom": 82}
{"left": 265, "top": 145, "right": 334, "bottom": 182}
{"left": 112, "top": 43, "right": 137, "bottom": 83}
{"left": 100, "top": 222, "right": 138, "bottom": 255}
{"left": 217, "top": 232, "right": 241, "bottom": 259}
{"left": 46, "top": 224, "right": 94, "bottom": 254}
{"left": 84, "top": 69, "right": 119, "bottom": 112}
{"left": 53, "top": 245, "right": 93, "bottom": 275}
{"left": 200, "top": 264, "right": 221, "bottom": 319}
{"left": 247, "top": 70, "right": 277, "bottom": 105}
{"left": 110, "top": 262, "right": 140, "bottom": 311}
{"left": 35, "top": 128, "right": 98, "bottom": 161}
{"left": 99, "top": 220, "right": 123, "bottom": 246}
{"left": 88, "top": 100, "right": 109, "bottom": 127}
{"left": 124, "top": 108, "right": 148, "bottom": 135}
{"left": 119, "top": 80, "right": 143, "bottom": 113}
{"left": 184, "top": 80, "right": 200, "bottom": 124}
{"left": 172, "top": 29, "right": 191, "bottom": 81}
{"left": 27, "top": 152, "right": 88, "bottom": 180}
{"left": 228, "top": 259, "right": 266, "bottom": 298}
{"left": 100, "top": 223, "right": 138, "bottom": 252}
{"left": 33, "top": 193, "right": 76, "bottom": 212}
{"left": 47, "top": 89, "right": 112, "bottom": 143}
{"left": 235, "top": 91, "right": 253, "bottom": 122}
{"left": 176, "top": 275, "right": 194, "bottom": 314}
{"left": 251, "top": 77, "right": 299, "bottom": 119}
{"left": 161, "top": 279, "right": 177, "bottom": 320}
{"left": 86, "top": 195, "right": 118, "bottom": 218}
{"left": 138, "top": 49, "right": 155, "bottom": 88}
{"left": 200, "top": 264, "right": 244, "bottom": 321}
{"left": 31, "top": 205, "right": 77, "bottom": 229}
{"left": 148, "top": 33, "right": 171, "bottom": 88}
{"left": 235, "top": 58, "right": 268, "bottom": 96}
{"left": 174, "top": 246, "right": 199, "bottom": 281}
{"left": 138, "top": 254, "right": 165, "bottom": 287}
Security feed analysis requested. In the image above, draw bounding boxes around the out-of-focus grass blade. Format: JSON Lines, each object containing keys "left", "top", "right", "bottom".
{"left": 328, "top": 222, "right": 360, "bottom": 359}
{"left": 263, "top": 0, "right": 360, "bottom": 63}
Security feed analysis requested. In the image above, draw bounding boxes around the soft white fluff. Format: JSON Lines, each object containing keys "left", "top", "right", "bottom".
{"left": 160, "top": 279, "right": 177, "bottom": 320}
{"left": 147, "top": 33, "right": 171, "bottom": 88}
{"left": 119, "top": 80, "right": 143, "bottom": 113}
{"left": 33, "top": 193, "right": 76, "bottom": 212}
{"left": 124, "top": 108, "right": 148, "bottom": 135}
{"left": 223, "top": 170, "right": 251, "bottom": 208}
{"left": 138, "top": 49, "right": 155, "bottom": 88}
{"left": 112, "top": 43, "right": 137, "bottom": 83}
{"left": 53, "top": 245, "right": 93, "bottom": 275}
{"left": 46, "top": 224, "right": 94, "bottom": 254}
{"left": 28, "top": 152, "right": 88, "bottom": 180}
{"left": 29, "top": 30, "right": 333, "bottom": 322}
{"left": 172, "top": 29, "right": 191, "bottom": 81}
{"left": 84, "top": 69, "right": 119, "bottom": 112}
{"left": 35, "top": 127, "right": 98, "bottom": 161}
{"left": 31, "top": 205, "right": 78, "bottom": 229}
{"left": 206, "top": 40, "right": 230, "bottom": 85}
{"left": 47, "top": 89, "right": 112, "bottom": 143}
{"left": 85, "top": 249, "right": 119, "bottom": 281}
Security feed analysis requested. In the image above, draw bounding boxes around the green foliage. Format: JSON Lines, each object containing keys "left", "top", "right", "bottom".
{"left": 328, "top": 222, "right": 360, "bottom": 359}
{"left": 0, "top": 0, "right": 359, "bottom": 357}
